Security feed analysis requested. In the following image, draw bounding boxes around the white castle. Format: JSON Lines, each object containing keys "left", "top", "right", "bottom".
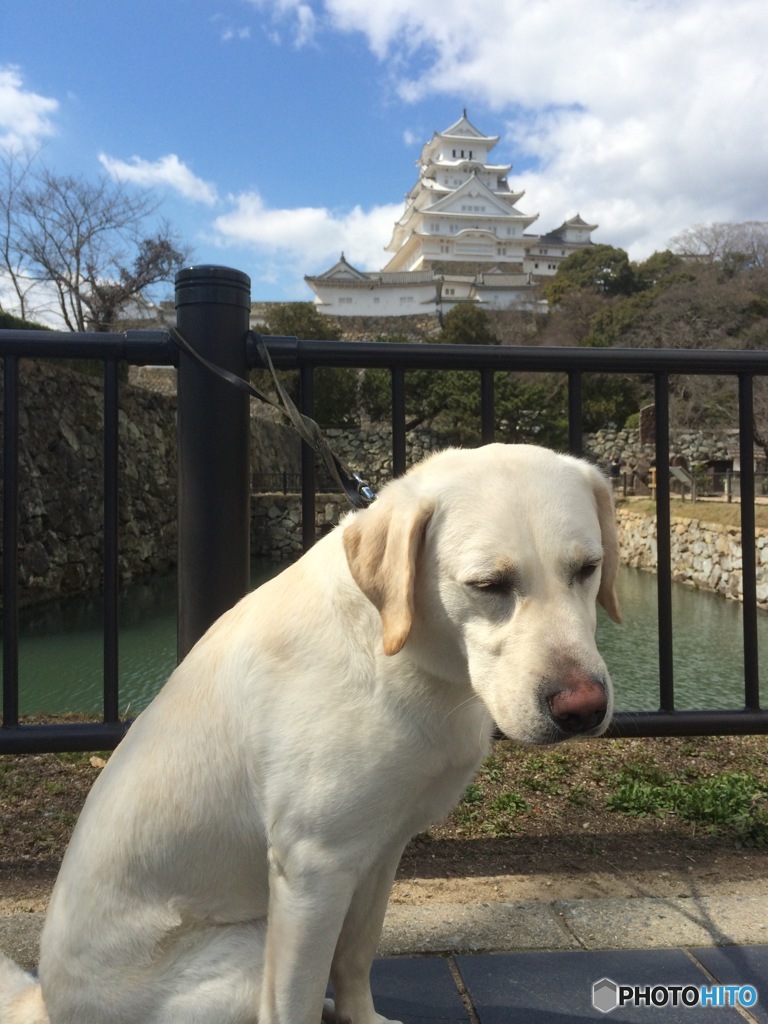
{"left": 305, "top": 111, "right": 597, "bottom": 317}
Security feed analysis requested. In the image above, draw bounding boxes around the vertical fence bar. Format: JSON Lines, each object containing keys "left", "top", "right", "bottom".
{"left": 102, "top": 358, "right": 120, "bottom": 722}
{"left": 391, "top": 366, "right": 407, "bottom": 477}
{"left": 738, "top": 373, "right": 760, "bottom": 709}
{"left": 2, "top": 356, "right": 20, "bottom": 728}
{"left": 568, "top": 370, "right": 583, "bottom": 456}
{"left": 654, "top": 372, "right": 674, "bottom": 712}
{"left": 300, "top": 363, "right": 317, "bottom": 551}
{"left": 175, "top": 266, "right": 252, "bottom": 660}
{"left": 480, "top": 369, "right": 495, "bottom": 444}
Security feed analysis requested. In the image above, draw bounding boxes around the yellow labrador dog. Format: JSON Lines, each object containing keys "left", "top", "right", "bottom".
{"left": 0, "top": 444, "right": 621, "bottom": 1024}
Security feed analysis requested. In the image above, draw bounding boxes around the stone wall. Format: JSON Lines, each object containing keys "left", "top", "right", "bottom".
{"left": 321, "top": 425, "right": 443, "bottom": 493}
{"left": 251, "top": 494, "right": 347, "bottom": 561}
{"left": 0, "top": 360, "right": 178, "bottom": 607}
{"left": 1, "top": 361, "right": 301, "bottom": 608}
{"left": 616, "top": 506, "right": 768, "bottom": 609}
{"left": 585, "top": 427, "right": 737, "bottom": 472}
{"left": 328, "top": 313, "right": 441, "bottom": 342}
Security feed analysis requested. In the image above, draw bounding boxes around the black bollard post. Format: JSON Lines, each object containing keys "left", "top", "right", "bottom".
{"left": 175, "top": 266, "right": 251, "bottom": 660}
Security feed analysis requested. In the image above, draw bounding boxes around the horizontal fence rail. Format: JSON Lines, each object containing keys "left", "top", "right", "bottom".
{"left": 1, "top": 265, "right": 767, "bottom": 752}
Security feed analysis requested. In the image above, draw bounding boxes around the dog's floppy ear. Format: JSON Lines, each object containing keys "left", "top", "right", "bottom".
{"left": 587, "top": 466, "right": 623, "bottom": 624}
{"left": 343, "top": 495, "right": 434, "bottom": 655}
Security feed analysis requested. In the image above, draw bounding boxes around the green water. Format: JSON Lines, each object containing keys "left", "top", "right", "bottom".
{"left": 597, "top": 567, "right": 763, "bottom": 712}
{"left": 3, "top": 566, "right": 764, "bottom": 717}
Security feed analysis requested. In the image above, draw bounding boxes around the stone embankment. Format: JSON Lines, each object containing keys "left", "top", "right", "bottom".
{"left": 617, "top": 506, "right": 768, "bottom": 610}
{"left": 587, "top": 427, "right": 736, "bottom": 471}
{"left": 1, "top": 361, "right": 300, "bottom": 608}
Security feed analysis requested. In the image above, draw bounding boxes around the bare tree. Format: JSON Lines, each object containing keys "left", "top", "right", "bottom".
{"left": 0, "top": 150, "right": 38, "bottom": 319}
{"left": 1, "top": 161, "right": 190, "bottom": 330}
{"left": 670, "top": 221, "right": 768, "bottom": 271}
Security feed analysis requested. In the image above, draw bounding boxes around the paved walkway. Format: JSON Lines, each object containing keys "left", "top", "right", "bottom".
{"left": 1, "top": 893, "right": 767, "bottom": 1021}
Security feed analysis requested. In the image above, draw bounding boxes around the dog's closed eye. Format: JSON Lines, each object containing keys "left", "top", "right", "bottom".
{"left": 570, "top": 560, "right": 600, "bottom": 585}
{"left": 467, "top": 571, "right": 517, "bottom": 597}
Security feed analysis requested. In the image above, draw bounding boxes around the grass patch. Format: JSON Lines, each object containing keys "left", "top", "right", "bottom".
{"left": 431, "top": 735, "right": 768, "bottom": 853}
{"left": 606, "top": 765, "right": 768, "bottom": 846}
{"left": 622, "top": 497, "right": 768, "bottom": 530}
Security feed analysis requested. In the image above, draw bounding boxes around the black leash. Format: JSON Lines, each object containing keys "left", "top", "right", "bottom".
{"left": 168, "top": 326, "right": 377, "bottom": 509}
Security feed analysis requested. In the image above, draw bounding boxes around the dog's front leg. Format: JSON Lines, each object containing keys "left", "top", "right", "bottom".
{"left": 329, "top": 844, "right": 405, "bottom": 1024}
{"left": 259, "top": 845, "right": 356, "bottom": 1024}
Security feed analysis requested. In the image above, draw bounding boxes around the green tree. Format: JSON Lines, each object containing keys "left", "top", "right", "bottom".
{"left": 439, "top": 302, "right": 499, "bottom": 345}
{"left": 632, "top": 249, "right": 686, "bottom": 291}
{"left": 544, "top": 245, "right": 635, "bottom": 306}
{"left": 260, "top": 302, "right": 337, "bottom": 341}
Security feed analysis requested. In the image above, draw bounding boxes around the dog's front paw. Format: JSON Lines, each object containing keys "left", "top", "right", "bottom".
{"left": 322, "top": 997, "right": 351, "bottom": 1024}
{"left": 321, "top": 998, "right": 403, "bottom": 1024}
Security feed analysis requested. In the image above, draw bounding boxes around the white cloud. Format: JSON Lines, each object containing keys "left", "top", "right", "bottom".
{"left": 0, "top": 65, "right": 58, "bottom": 151}
{"left": 272, "top": 0, "right": 768, "bottom": 258}
{"left": 98, "top": 153, "right": 219, "bottom": 205}
{"left": 245, "top": 0, "right": 317, "bottom": 47}
{"left": 212, "top": 190, "right": 402, "bottom": 289}
{"left": 221, "top": 26, "right": 251, "bottom": 42}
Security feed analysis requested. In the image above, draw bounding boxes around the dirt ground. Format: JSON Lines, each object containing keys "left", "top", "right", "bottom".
{"left": 2, "top": 735, "right": 768, "bottom": 914}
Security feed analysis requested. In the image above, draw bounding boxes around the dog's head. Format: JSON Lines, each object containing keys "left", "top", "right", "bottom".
{"left": 343, "top": 444, "right": 621, "bottom": 745}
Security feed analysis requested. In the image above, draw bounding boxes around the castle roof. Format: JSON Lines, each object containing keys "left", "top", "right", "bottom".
{"left": 305, "top": 256, "right": 435, "bottom": 289}
{"left": 539, "top": 214, "right": 598, "bottom": 242}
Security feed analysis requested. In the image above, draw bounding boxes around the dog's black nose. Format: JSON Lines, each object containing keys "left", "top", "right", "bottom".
{"left": 547, "top": 678, "right": 608, "bottom": 735}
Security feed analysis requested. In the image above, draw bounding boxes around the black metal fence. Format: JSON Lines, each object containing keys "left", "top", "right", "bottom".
{"left": 1, "top": 264, "right": 767, "bottom": 753}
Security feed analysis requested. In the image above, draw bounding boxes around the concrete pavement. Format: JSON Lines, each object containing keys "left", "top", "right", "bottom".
{"left": 2, "top": 893, "right": 767, "bottom": 1021}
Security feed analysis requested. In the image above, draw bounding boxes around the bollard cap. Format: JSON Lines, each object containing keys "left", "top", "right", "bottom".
{"left": 175, "top": 265, "right": 251, "bottom": 309}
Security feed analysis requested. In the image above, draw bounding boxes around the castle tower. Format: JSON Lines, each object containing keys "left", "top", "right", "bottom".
{"left": 382, "top": 110, "right": 539, "bottom": 275}
{"left": 305, "top": 112, "right": 598, "bottom": 316}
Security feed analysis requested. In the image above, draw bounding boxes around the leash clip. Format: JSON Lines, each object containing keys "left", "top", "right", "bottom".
{"left": 352, "top": 473, "right": 377, "bottom": 507}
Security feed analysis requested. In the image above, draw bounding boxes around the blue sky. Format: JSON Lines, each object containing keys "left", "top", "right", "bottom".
{"left": 2, "top": 0, "right": 767, "bottom": 313}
